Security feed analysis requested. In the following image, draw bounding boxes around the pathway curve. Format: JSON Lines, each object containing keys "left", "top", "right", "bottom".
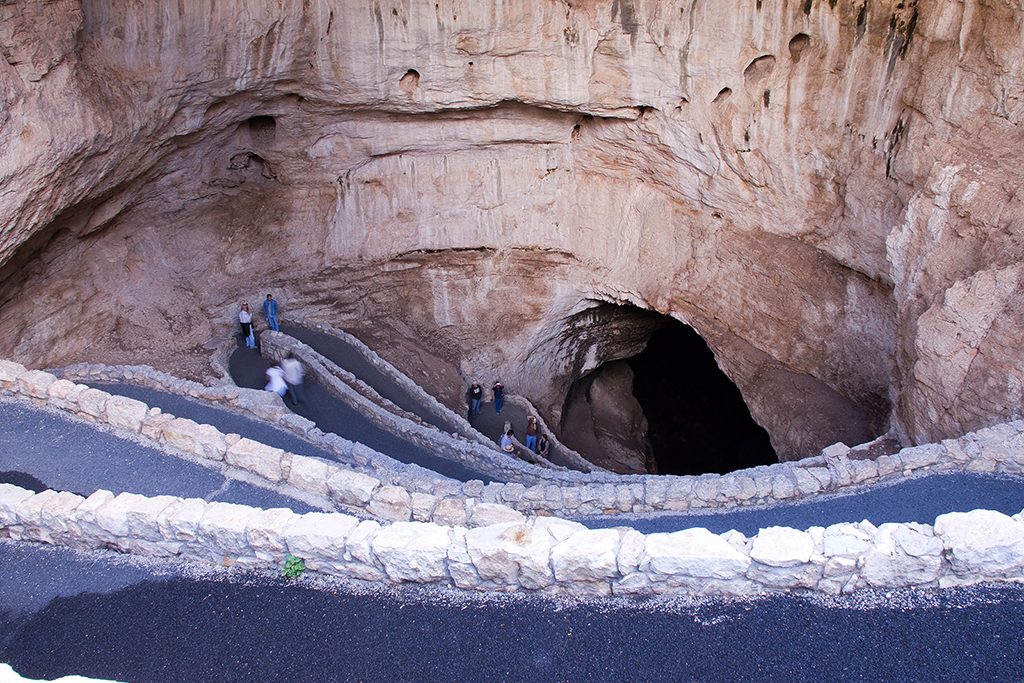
{"left": 2, "top": 371, "right": 1024, "bottom": 680}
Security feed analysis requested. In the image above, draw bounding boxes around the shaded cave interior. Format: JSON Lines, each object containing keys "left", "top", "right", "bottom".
{"left": 559, "top": 307, "right": 777, "bottom": 476}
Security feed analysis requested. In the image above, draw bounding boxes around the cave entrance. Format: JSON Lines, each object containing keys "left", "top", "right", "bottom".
{"left": 558, "top": 306, "right": 776, "bottom": 476}
{"left": 626, "top": 319, "right": 777, "bottom": 476}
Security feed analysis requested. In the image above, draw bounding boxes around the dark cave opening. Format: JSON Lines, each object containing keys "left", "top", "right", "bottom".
{"left": 625, "top": 319, "right": 777, "bottom": 476}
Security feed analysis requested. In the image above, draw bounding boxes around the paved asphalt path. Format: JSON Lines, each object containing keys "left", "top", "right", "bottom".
{"left": 2, "top": 395, "right": 1024, "bottom": 681}
{"left": 0, "top": 398, "right": 318, "bottom": 512}
{"left": 1, "top": 538, "right": 1023, "bottom": 683}
{"left": 4, "top": 344, "right": 1024, "bottom": 680}
{"left": 582, "top": 470, "right": 1024, "bottom": 536}
{"left": 284, "top": 324, "right": 579, "bottom": 470}
{"left": 226, "top": 335, "right": 500, "bottom": 484}
{"left": 282, "top": 324, "right": 461, "bottom": 435}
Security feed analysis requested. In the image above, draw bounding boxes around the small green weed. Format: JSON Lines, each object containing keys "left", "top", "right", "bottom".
{"left": 281, "top": 554, "right": 307, "bottom": 579}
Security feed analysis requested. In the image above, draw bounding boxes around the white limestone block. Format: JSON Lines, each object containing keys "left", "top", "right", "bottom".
{"left": 465, "top": 521, "right": 554, "bottom": 589}
{"left": 345, "top": 519, "right": 382, "bottom": 568}
{"left": 431, "top": 498, "right": 471, "bottom": 527}
{"left": 284, "top": 512, "right": 360, "bottom": 563}
{"left": 792, "top": 468, "right": 823, "bottom": 496}
{"left": 822, "top": 555, "right": 858, "bottom": 579}
{"left": 17, "top": 370, "right": 56, "bottom": 399}
{"left": 93, "top": 492, "right": 148, "bottom": 539}
{"left": 196, "top": 501, "right": 256, "bottom": 557}
{"left": 447, "top": 526, "right": 481, "bottom": 589}
{"left": 860, "top": 523, "right": 942, "bottom": 588}
{"left": 247, "top": 508, "right": 299, "bottom": 560}
{"left": 124, "top": 495, "right": 181, "bottom": 541}
{"left": 935, "top": 509, "right": 1024, "bottom": 576}
{"left": 46, "top": 378, "right": 80, "bottom": 411}
{"left": 140, "top": 412, "right": 175, "bottom": 440}
{"left": 288, "top": 455, "right": 335, "bottom": 497}
{"left": 163, "top": 498, "right": 207, "bottom": 541}
{"left": 326, "top": 469, "right": 380, "bottom": 506}
{"left": 372, "top": 521, "right": 451, "bottom": 583}
{"left": 104, "top": 395, "right": 149, "bottom": 433}
{"left": 531, "top": 516, "right": 587, "bottom": 544}
{"left": 640, "top": 528, "right": 751, "bottom": 580}
{"left": 467, "top": 502, "right": 526, "bottom": 528}
{"left": 14, "top": 490, "right": 70, "bottom": 543}
{"left": 551, "top": 528, "right": 620, "bottom": 583}
{"left": 900, "top": 443, "right": 945, "bottom": 470}
{"left": 0, "top": 359, "right": 28, "bottom": 390}
{"left": 367, "top": 485, "right": 412, "bottom": 522}
{"left": 411, "top": 492, "right": 440, "bottom": 522}
{"left": 0, "top": 483, "right": 34, "bottom": 526}
{"left": 822, "top": 523, "right": 876, "bottom": 557}
{"left": 771, "top": 475, "right": 796, "bottom": 500}
{"left": 225, "top": 438, "right": 287, "bottom": 482}
{"left": 67, "top": 490, "right": 116, "bottom": 544}
{"left": 161, "top": 417, "right": 227, "bottom": 460}
{"left": 750, "top": 527, "right": 815, "bottom": 568}
{"left": 75, "top": 387, "right": 109, "bottom": 418}
{"left": 617, "top": 528, "right": 646, "bottom": 575}
{"left": 822, "top": 443, "right": 851, "bottom": 458}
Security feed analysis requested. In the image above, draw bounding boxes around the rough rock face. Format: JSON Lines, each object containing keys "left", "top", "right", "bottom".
{"left": 0, "top": 0, "right": 1022, "bottom": 464}
{"left": 561, "top": 360, "right": 656, "bottom": 475}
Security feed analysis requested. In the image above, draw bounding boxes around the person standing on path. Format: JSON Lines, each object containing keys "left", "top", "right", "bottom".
{"left": 468, "top": 381, "right": 482, "bottom": 416}
{"left": 281, "top": 353, "right": 305, "bottom": 406}
{"left": 263, "top": 293, "right": 280, "bottom": 332}
{"left": 525, "top": 416, "right": 538, "bottom": 452}
{"left": 239, "top": 302, "right": 255, "bottom": 349}
{"left": 492, "top": 381, "right": 504, "bottom": 414}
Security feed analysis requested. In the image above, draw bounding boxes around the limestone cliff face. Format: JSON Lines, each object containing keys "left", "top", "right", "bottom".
{"left": 0, "top": 0, "right": 1021, "bottom": 462}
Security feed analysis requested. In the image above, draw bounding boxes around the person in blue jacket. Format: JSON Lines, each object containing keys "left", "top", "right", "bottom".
{"left": 263, "top": 293, "right": 279, "bottom": 332}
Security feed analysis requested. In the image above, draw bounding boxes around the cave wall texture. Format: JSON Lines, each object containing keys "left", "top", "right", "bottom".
{"left": 0, "top": 0, "right": 1022, "bottom": 462}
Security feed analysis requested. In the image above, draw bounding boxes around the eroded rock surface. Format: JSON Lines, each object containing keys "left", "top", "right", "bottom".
{"left": 0, "top": 0, "right": 1022, "bottom": 465}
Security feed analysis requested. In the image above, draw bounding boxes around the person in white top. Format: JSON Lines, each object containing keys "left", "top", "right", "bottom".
{"left": 264, "top": 365, "right": 287, "bottom": 396}
{"left": 280, "top": 353, "right": 305, "bottom": 406}
{"left": 239, "top": 302, "right": 255, "bottom": 348}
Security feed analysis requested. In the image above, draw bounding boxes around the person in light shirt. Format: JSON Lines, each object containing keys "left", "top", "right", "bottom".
{"left": 281, "top": 353, "right": 305, "bottom": 406}
{"left": 265, "top": 364, "right": 287, "bottom": 397}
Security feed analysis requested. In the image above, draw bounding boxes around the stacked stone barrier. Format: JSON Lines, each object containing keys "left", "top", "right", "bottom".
{"left": 5, "top": 358, "right": 1024, "bottom": 595}
{"left": 269, "top": 321, "right": 602, "bottom": 474}
{"left": 30, "top": 359, "right": 1024, "bottom": 519}
{"left": 3, "top": 479, "right": 1024, "bottom": 597}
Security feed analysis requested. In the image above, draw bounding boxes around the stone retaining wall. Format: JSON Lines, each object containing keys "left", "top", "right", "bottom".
{"left": 275, "top": 321, "right": 601, "bottom": 474}
{"left": 6, "top": 358, "right": 1024, "bottom": 596}
{"left": 31, "top": 359, "right": 1024, "bottom": 521}
{"left": 3, "top": 480, "right": 1023, "bottom": 598}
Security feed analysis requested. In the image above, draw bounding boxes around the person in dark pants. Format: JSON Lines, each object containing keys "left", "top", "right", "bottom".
{"left": 492, "top": 381, "right": 504, "bottom": 414}
{"left": 263, "top": 293, "right": 280, "bottom": 332}
{"left": 468, "top": 381, "right": 482, "bottom": 416}
{"left": 281, "top": 353, "right": 305, "bottom": 406}
{"left": 239, "top": 302, "right": 255, "bottom": 348}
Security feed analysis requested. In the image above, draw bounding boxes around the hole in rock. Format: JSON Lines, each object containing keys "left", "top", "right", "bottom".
{"left": 743, "top": 55, "right": 776, "bottom": 85}
{"left": 246, "top": 115, "right": 276, "bottom": 145}
{"left": 626, "top": 320, "right": 777, "bottom": 475}
{"left": 400, "top": 69, "right": 420, "bottom": 97}
{"left": 789, "top": 33, "right": 811, "bottom": 62}
{"left": 712, "top": 87, "right": 732, "bottom": 104}
{"left": 558, "top": 307, "right": 776, "bottom": 476}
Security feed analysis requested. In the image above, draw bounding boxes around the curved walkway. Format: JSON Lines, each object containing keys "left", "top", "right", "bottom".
{"left": 281, "top": 323, "right": 580, "bottom": 470}
{"left": 3, "top": 370, "right": 1024, "bottom": 680}
{"left": 1, "top": 539, "right": 1022, "bottom": 683}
